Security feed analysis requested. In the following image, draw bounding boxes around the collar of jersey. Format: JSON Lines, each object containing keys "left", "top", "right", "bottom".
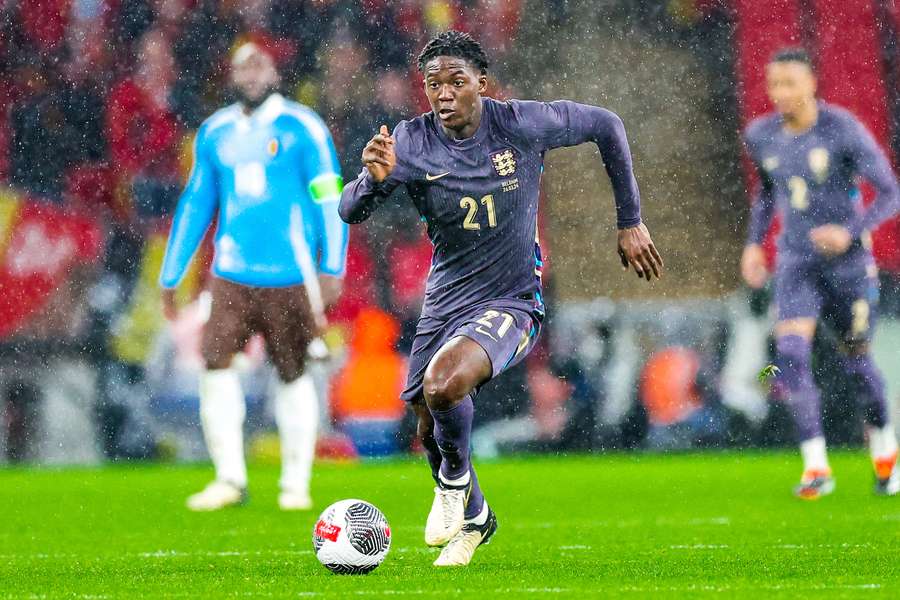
{"left": 777, "top": 99, "right": 827, "bottom": 138}
{"left": 238, "top": 93, "right": 285, "bottom": 126}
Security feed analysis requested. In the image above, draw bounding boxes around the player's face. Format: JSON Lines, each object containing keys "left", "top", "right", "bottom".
{"left": 423, "top": 57, "right": 487, "bottom": 134}
{"left": 765, "top": 61, "right": 816, "bottom": 117}
{"left": 231, "top": 50, "right": 279, "bottom": 104}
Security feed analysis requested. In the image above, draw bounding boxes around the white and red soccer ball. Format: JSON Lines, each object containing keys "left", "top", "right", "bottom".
{"left": 312, "top": 499, "right": 391, "bottom": 574}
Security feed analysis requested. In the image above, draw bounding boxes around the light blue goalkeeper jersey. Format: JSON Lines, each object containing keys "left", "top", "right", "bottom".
{"left": 159, "top": 93, "right": 347, "bottom": 289}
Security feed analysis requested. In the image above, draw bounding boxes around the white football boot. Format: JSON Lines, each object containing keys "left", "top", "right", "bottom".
{"left": 186, "top": 480, "right": 246, "bottom": 511}
{"left": 434, "top": 507, "right": 498, "bottom": 567}
{"left": 424, "top": 485, "right": 468, "bottom": 547}
{"left": 278, "top": 489, "right": 313, "bottom": 511}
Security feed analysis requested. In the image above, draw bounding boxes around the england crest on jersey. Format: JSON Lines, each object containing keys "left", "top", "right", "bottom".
{"left": 491, "top": 149, "right": 517, "bottom": 177}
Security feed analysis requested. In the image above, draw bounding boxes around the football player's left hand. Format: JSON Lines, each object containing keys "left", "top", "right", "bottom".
{"left": 809, "top": 225, "right": 852, "bottom": 257}
{"left": 617, "top": 223, "right": 663, "bottom": 282}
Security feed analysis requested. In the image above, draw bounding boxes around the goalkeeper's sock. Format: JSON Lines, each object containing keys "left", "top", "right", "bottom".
{"left": 199, "top": 368, "right": 247, "bottom": 487}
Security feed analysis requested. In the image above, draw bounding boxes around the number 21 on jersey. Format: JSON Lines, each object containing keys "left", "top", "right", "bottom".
{"left": 460, "top": 195, "right": 497, "bottom": 230}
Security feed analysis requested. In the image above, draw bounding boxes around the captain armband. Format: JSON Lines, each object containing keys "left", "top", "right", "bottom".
{"left": 309, "top": 173, "right": 344, "bottom": 204}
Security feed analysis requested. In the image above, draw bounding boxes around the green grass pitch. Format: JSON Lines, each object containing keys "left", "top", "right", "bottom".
{"left": 2, "top": 452, "right": 899, "bottom": 598}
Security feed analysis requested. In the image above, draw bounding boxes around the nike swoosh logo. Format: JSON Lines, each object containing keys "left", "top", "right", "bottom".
{"left": 475, "top": 326, "right": 497, "bottom": 341}
{"left": 425, "top": 172, "right": 450, "bottom": 181}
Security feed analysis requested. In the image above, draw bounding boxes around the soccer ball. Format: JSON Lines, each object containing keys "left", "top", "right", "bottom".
{"left": 312, "top": 499, "right": 391, "bottom": 574}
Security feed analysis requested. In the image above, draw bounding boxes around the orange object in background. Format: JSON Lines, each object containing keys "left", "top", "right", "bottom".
{"left": 331, "top": 307, "right": 406, "bottom": 422}
{"left": 639, "top": 347, "right": 702, "bottom": 426}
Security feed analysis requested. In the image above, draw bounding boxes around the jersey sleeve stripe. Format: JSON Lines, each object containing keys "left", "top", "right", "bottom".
{"left": 322, "top": 213, "right": 348, "bottom": 275}
{"left": 288, "top": 205, "right": 325, "bottom": 316}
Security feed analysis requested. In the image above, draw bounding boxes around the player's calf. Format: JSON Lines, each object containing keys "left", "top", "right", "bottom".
{"left": 776, "top": 335, "right": 824, "bottom": 444}
{"left": 422, "top": 338, "right": 488, "bottom": 482}
{"left": 840, "top": 343, "right": 891, "bottom": 427}
{"left": 414, "top": 404, "right": 443, "bottom": 482}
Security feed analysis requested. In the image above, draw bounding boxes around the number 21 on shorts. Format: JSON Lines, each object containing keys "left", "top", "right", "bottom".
{"left": 474, "top": 310, "right": 514, "bottom": 340}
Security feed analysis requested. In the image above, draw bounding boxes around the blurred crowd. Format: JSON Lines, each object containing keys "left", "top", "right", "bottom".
{"left": 0, "top": 0, "right": 522, "bottom": 254}
{"left": 0, "top": 0, "right": 532, "bottom": 460}
{"left": 0, "top": 0, "right": 523, "bottom": 194}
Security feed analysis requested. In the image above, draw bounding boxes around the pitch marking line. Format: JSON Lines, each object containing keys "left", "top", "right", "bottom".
{"left": 1, "top": 585, "right": 883, "bottom": 599}
{"left": 616, "top": 583, "right": 882, "bottom": 593}
{"left": 1, "top": 589, "right": 575, "bottom": 599}
{"left": 0, "top": 540, "right": 879, "bottom": 562}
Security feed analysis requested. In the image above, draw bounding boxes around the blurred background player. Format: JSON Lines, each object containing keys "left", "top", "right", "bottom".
{"left": 159, "top": 43, "right": 347, "bottom": 511}
{"left": 340, "top": 31, "right": 662, "bottom": 566}
{"left": 740, "top": 48, "right": 900, "bottom": 499}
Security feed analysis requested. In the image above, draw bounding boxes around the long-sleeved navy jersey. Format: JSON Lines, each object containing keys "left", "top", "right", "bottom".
{"left": 340, "top": 97, "right": 642, "bottom": 318}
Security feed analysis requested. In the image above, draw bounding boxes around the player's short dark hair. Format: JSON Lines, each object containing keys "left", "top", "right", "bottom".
{"left": 416, "top": 31, "right": 489, "bottom": 75}
{"left": 770, "top": 47, "right": 814, "bottom": 69}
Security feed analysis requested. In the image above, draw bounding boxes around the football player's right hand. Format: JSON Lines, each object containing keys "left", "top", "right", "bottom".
{"left": 740, "top": 244, "right": 768, "bottom": 289}
{"left": 362, "top": 125, "right": 395, "bottom": 182}
{"left": 617, "top": 223, "right": 663, "bottom": 282}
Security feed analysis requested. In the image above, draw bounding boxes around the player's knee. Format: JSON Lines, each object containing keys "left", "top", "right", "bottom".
{"left": 775, "top": 334, "right": 813, "bottom": 390}
{"left": 422, "top": 368, "right": 470, "bottom": 411}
